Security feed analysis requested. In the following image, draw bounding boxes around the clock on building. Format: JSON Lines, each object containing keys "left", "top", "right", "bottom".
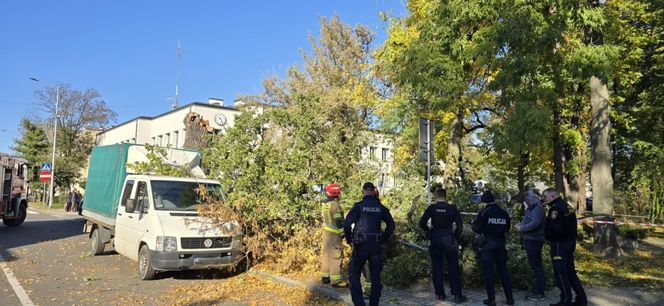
{"left": 214, "top": 113, "right": 227, "bottom": 126}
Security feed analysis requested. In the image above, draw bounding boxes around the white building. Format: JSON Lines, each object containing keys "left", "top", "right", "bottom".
{"left": 362, "top": 133, "right": 396, "bottom": 189}
{"left": 96, "top": 99, "right": 241, "bottom": 148}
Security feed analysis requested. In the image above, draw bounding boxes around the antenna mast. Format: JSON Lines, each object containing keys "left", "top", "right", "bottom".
{"left": 173, "top": 41, "right": 182, "bottom": 109}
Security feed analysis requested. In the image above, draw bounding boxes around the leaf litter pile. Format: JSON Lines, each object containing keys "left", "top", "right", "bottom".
{"left": 168, "top": 273, "right": 342, "bottom": 305}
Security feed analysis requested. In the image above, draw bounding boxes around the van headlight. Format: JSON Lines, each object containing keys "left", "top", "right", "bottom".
{"left": 156, "top": 236, "right": 177, "bottom": 252}
{"left": 222, "top": 220, "right": 241, "bottom": 234}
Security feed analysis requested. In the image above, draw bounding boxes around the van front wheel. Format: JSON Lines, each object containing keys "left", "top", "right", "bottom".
{"left": 138, "top": 245, "right": 157, "bottom": 280}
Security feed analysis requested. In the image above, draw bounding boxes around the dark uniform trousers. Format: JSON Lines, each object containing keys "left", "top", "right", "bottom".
{"left": 479, "top": 239, "right": 513, "bottom": 302}
{"left": 429, "top": 234, "right": 461, "bottom": 297}
{"left": 551, "top": 239, "right": 587, "bottom": 304}
{"left": 349, "top": 236, "right": 382, "bottom": 306}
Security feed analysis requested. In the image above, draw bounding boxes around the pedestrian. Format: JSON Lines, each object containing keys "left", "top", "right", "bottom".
{"left": 542, "top": 188, "right": 587, "bottom": 306}
{"left": 515, "top": 189, "right": 547, "bottom": 301}
{"left": 76, "top": 190, "right": 83, "bottom": 215}
{"left": 65, "top": 190, "right": 74, "bottom": 212}
{"left": 320, "top": 183, "right": 349, "bottom": 288}
{"left": 419, "top": 187, "right": 468, "bottom": 303}
{"left": 471, "top": 190, "right": 514, "bottom": 306}
{"left": 344, "top": 182, "right": 395, "bottom": 306}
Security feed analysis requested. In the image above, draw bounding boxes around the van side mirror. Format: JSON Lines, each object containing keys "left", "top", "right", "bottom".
{"left": 125, "top": 199, "right": 136, "bottom": 213}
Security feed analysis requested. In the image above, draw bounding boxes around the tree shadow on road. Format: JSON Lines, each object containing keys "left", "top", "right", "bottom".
{"left": 0, "top": 218, "right": 85, "bottom": 262}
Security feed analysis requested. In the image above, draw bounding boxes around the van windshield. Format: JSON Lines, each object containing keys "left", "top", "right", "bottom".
{"left": 150, "top": 180, "right": 225, "bottom": 211}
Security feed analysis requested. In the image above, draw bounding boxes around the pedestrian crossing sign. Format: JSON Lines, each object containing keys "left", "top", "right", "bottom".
{"left": 41, "top": 163, "right": 52, "bottom": 172}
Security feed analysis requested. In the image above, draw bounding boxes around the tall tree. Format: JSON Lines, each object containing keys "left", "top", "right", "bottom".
{"left": 12, "top": 118, "right": 49, "bottom": 180}
{"left": 375, "top": 0, "right": 498, "bottom": 189}
{"left": 33, "top": 84, "right": 116, "bottom": 189}
{"left": 203, "top": 17, "right": 380, "bottom": 263}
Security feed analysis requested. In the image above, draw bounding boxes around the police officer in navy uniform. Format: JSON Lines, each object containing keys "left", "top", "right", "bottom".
{"left": 471, "top": 190, "right": 514, "bottom": 306}
{"left": 542, "top": 188, "right": 587, "bottom": 306}
{"left": 344, "top": 182, "right": 395, "bottom": 306}
{"left": 419, "top": 188, "right": 468, "bottom": 304}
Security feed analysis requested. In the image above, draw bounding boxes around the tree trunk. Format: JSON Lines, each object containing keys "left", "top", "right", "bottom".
{"left": 183, "top": 112, "right": 212, "bottom": 150}
{"left": 590, "top": 76, "right": 619, "bottom": 256}
{"left": 552, "top": 103, "right": 565, "bottom": 191}
{"left": 443, "top": 108, "right": 465, "bottom": 189}
{"left": 517, "top": 152, "right": 529, "bottom": 193}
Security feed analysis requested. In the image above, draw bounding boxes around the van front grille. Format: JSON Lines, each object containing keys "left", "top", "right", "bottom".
{"left": 180, "top": 237, "right": 232, "bottom": 249}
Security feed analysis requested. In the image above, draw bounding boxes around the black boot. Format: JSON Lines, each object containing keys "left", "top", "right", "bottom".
{"left": 484, "top": 300, "right": 496, "bottom": 306}
{"left": 453, "top": 295, "right": 468, "bottom": 304}
{"left": 321, "top": 276, "right": 330, "bottom": 284}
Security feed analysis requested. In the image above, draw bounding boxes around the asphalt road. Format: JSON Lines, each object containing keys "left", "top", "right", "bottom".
{"left": 0, "top": 207, "right": 241, "bottom": 306}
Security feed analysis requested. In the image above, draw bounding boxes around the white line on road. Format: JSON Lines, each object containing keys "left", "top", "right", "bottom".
{"left": 27, "top": 210, "right": 39, "bottom": 215}
{"left": 0, "top": 253, "right": 35, "bottom": 306}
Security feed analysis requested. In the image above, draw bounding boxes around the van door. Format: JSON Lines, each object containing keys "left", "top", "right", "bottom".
{"left": 123, "top": 180, "right": 151, "bottom": 260}
{"left": 115, "top": 179, "right": 135, "bottom": 256}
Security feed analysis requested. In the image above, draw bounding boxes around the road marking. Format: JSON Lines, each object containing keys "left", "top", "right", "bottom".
{"left": 0, "top": 254, "right": 35, "bottom": 306}
{"left": 27, "top": 210, "right": 39, "bottom": 215}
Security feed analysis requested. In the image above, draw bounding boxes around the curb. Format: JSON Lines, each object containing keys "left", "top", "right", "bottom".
{"left": 248, "top": 269, "right": 353, "bottom": 305}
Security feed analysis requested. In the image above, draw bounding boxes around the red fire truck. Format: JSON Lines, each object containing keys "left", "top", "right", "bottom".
{"left": 0, "top": 153, "right": 29, "bottom": 227}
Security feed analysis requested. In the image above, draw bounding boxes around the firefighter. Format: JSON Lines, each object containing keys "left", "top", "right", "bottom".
{"left": 344, "top": 182, "right": 395, "bottom": 306}
{"left": 419, "top": 188, "right": 468, "bottom": 303}
{"left": 320, "top": 183, "right": 348, "bottom": 287}
{"left": 542, "top": 188, "right": 587, "bottom": 306}
{"left": 471, "top": 190, "right": 514, "bottom": 306}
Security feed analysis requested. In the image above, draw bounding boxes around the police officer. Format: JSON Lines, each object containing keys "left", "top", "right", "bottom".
{"left": 471, "top": 190, "right": 514, "bottom": 306}
{"left": 320, "top": 183, "right": 348, "bottom": 287}
{"left": 419, "top": 188, "right": 468, "bottom": 304}
{"left": 542, "top": 188, "right": 587, "bottom": 306}
{"left": 344, "top": 182, "right": 395, "bottom": 306}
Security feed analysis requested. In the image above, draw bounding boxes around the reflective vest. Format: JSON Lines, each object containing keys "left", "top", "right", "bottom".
{"left": 322, "top": 198, "right": 344, "bottom": 235}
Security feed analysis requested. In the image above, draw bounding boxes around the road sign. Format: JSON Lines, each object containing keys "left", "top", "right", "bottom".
{"left": 418, "top": 118, "right": 434, "bottom": 163}
{"left": 39, "top": 171, "right": 52, "bottom": 182}
{"left": 41, "top": 163, "right": 52, "bottom": 172}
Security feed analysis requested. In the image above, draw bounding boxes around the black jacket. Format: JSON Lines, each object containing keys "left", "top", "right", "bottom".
{"left": 343, "top": 195, "right": 395, "bottom": 245}
{"left": 419, "top": 201, "right": 463, "bottom": 241}
{"left": 544, "top": 197, "right": 577, "bottom": 241}
{"left": 471, "top": 203, "right": 510, "bottom": 241}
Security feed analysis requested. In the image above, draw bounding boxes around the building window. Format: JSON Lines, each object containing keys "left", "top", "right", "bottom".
{"left": 158, "top": 135, "right": 163, "bottom": 146}
{"left": 131, "top": 138, "right": 136, "bottom": 144}
{"left": 369, "top": 147, "right": 376, "bottom": 158}
{"left": 174, "top": 131, "right": 179, "bottom": 148}
{"left": 165, "top": 133, "right": 171, "bottom": 146}
{"left": 382, "top": 148, "right": 388, "bottom": 161}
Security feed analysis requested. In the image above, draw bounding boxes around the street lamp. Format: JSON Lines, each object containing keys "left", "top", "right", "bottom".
{"left": 30, "top": 77, "right": 59, "bottom": 209}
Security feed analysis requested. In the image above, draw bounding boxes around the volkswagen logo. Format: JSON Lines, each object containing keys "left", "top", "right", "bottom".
{"left": 203, "top": 238, "right": 213, "bottom": 248}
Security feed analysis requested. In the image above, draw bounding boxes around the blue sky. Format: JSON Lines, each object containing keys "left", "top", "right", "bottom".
{"left": 0, "top": 1, "right": 407, "bottom": 153}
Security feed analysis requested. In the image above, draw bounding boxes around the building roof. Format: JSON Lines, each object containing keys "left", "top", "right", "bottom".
{"left": 99, "top": 102, "right": 240, "bottom": 134}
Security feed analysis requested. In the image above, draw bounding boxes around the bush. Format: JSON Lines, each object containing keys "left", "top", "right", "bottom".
{"left": 617, "top": 226, "right": 652, "bottom": 241}
{"left": 382, "top": 248, "right": 430, "bottom": 288}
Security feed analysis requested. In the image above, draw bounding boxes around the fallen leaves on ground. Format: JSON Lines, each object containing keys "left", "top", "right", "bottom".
{"left": 576, "top": 241, "right": 664, "bottom": 288}
{"left": 168, "top": 273, "right": 343, "bottom": 306}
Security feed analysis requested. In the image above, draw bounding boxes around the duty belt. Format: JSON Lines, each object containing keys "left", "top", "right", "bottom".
{"left": 355, "top": 233, "right": 381, "bottom": 243}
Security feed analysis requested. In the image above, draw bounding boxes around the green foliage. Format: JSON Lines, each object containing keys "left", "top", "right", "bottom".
{"left": 382, "top": 249, "right": 429, "bottom": 288}
{"left": 202, "top": 17, "right": 381, "bottom": 267}
{"left": 12, "top": 118, "right": 49, "bottom": 181}
{"left": 616, "top": 226, "right": 652, "bottom": 241}
{"left": 128, "top": 144, "right": 191, "bottom": 177}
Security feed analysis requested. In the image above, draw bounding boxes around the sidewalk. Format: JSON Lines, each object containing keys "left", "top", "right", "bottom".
{"left": 250, "top": 270, "right": 664, "bottom": 306}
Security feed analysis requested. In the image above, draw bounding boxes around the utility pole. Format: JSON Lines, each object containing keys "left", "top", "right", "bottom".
{"left": 30, "top": 77, "right": 59, "bottom": 209}
{"left": 173, "top": 41, "right": 182, "bottom": 110}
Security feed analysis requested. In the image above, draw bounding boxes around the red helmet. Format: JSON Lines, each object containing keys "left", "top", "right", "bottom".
{"left": 325, "top": 183, "right": 341, "bottom": 198}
